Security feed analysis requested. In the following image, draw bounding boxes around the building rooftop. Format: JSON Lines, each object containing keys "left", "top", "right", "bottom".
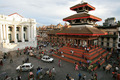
{"left": 63, "top": 13, "right": 102, "bottom": 21}
{"left": 70, "top": 2, "right": 95, "bottom": 11}
{"left": 48, "top": 26, "right": 107, "bottom": 36}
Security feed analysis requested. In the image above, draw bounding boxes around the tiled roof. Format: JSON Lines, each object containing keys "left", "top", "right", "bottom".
{"left": 57, "top": 27, "right": 105, "bottom": 34}
{"left": 63, "top": 13, "right": 102, "bottom": 21}
{"left": 70, "top": 2, "right": 95, "bottom": 11}
{"left": 48, "top": 26, "right": 107, "bottom": 36}
{"left": 47, "top": 29, "right": 60, "bottom": 35}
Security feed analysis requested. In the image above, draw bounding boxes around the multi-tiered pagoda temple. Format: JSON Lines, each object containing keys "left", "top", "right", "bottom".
{"left": 48, "top": 1, "right": 106, "bottom": 47}
{"left": 48, "top": 1, "right": 111, "bottom": 70}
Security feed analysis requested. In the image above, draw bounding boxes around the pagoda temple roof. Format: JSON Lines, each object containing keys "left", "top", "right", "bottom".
{"left": 47, "top": 29, "right": 60, "bottom": 35}
{"left": 48, "top": 26, "right": 107, "bottom": 36}
{"left": 70, "top": 2, "right": 95, "bottom": 11}
{"left": 63, "top": 13, "right": 102, "bottom": 21}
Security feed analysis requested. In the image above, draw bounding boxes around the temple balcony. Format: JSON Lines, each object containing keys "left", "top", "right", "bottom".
{"left": 100, "top": 35, "right": 118, "bottom": 38}
{"left": 70, "top": 22, "right": 93, "bottom": 25}
{"left": 77, "top": 10, "right": 88, "bottom": 13}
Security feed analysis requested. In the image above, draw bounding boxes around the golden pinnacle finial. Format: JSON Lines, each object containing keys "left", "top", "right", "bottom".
{"left": 81, "top": 0, "right": 85, "bottom": 3}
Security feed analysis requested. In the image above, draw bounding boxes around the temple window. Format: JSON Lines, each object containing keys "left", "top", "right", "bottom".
{"left": 81, "top": 19, "right": 84, "bottom": 23}
{"left": 119, "top": 32, "right": 120, "bottom": 36}
{"left": 118, "top": 44, "right": 120, "bottom": 47}
{"left": 107, "top": 38, "right": 109, "bottom": 41}
{"left": 119, "top": 38, "right": 120, "bottom": 42}
{"left": 84, "top": 19, "right": 87, "bottom": 23}
{"left": 113, "top": 38, "right": 116, "bottom": 42}
{"left": 76, "top": 19, "right": 80, "bottom": 23}
{"left": 80, "top": 19, "right": 82, "bottom": 23}
{"left": 72, "top": 20, "right": 76, "bottom": 24}
{"left": 113, "top": 43, "right": 115, "bottom": 47}
{"left": 86, "top": 19, "right": 89, "bottom": 23}
{"left": 114, "top": 32, "right": 116, "bottom": 35}
{"left": 101, "top": 37, "right": 104, "bottom": 41}
{"left": 83, "top": 6, "right": 85, "bottom": 10}
{"left": 107, "top": 42, "right": 109, "bottom": 46}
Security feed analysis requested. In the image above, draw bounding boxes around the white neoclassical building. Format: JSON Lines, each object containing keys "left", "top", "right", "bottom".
{"left": 0, "top": 13, "right": 37, "bottom": 52}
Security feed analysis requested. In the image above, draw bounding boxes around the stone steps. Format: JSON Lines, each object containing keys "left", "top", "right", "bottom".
{"left": 53, "top": 46, "right": 110, "bottom": 70}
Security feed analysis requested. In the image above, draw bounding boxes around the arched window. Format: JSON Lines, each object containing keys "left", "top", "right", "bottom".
{"left": 16, "top": 27, "right": 19, "bottom": 31}
{"left": 24, "top": 27, "right": 27, "bottom": 31}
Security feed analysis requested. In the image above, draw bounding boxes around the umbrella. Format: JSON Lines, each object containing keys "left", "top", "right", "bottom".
{"left": 36, "top": 70, "right": 41, "bottom": 75}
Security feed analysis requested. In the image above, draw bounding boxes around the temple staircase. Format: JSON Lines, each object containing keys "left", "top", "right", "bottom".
{"left": 52, "top": 46, "right": 111, "bottom": 70}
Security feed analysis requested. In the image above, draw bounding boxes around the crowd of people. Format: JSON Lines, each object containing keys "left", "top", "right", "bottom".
{"left": 0, "top": 41, "right": 120, "bottom": 80}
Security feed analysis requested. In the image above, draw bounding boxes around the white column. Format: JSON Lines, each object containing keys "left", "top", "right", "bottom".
{"left": 21, "top": 25, "right": 24, "bottom": 42}
{"left": 27, "top": 26, "right": 30, "bottom": 42}
{"left": 33, "top": 26, "right": 34, "bottom": 38}
{"left": 34, "top": 24, "right": 36, "bottom": 41}
{"left": 31, "top": 25, "right": 33, "bottom": 41}
{"left": 6, "top": 24, "right": 9, "bottom": 43}
{"left": 14, "top": 25, "right": 17, "bottom": 43}
{"left": 3, "top": 24, "right": 6, "bottom": 42}
{"left": 0, "top": 24, "right": 3, "bottom": 42}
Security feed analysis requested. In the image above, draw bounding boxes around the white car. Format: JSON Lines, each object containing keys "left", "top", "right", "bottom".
{"left": 16, "top": 63, "right": 34, "bottom": 71}
{"left": 41, "top": 55, "right": 54, "bottom": 62}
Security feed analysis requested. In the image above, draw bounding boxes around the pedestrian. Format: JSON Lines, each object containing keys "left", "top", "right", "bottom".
{"left": 79, "top": 61, "right": 82, "bottom": 66}
{"left": 103, "top": 65, "right": 105, "bottom": 71}
{"left": 82, "top": 54, "right": 84, "bottom": 59}
{"left": 10, "top": 58, "right": 13, "bottom": 63}
{"left": 16, "top": 75, "right": 21, "bottom": 80}
{"left": 83, "top": 74, "right": 86, "bottom": 80}
{"left": 105, "top": 56, "right": 107, "bottom": 63}
{"left": 51, "top": 67, "right": 56, "bottom": 76}
{"left": 108, "top": 68, "right": 111, "bottom": 73}
{"left": 78, "top": 73, "right": 82, "bottom": 80}
{"left": 75, "top": 64, "right": 79, "bottom": 70}
{"left": 0, "top": 60, "right": 3, "bottom": 66}
{"left": 58, "top": 59, "right": 61, "bottom": 67}
{"left": 24, "top": 50, "right": 26, "bottom": 54}
{"left": 3, "top": 55, "right": 6, "bottom": 61}
{"left": 71, "top": 50, "right": 74, "bottom": 55}
{"left": 91, "top": 74, "right": 94, "bottom": 80}
{"left": 26, "top": 56, "right": 29, "bottom": 62}
{"left": 49, "top": 69, "right": 52, "bottom": 77}
{"left": 19, "top": 66, "right": 22, "bottom": 75}
{"left": 37, "top": 66, "right": 40, "bottom": 71}
{"left": 66, "top": 74, "right": 70, "bottom": 80}
{"left": 20, "top": 51, "right": 22, "bottom": 55}
{"left": 94, "top": 72, "right": 97, "bottom": 80}
{"left": 4, "top": 75, "right": 8, "bottom": 80}
{"left": 10, "top": 55, "right": 13, "bottom": 63}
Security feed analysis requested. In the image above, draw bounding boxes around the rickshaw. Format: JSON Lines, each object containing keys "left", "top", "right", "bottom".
{"left": 106, "top": 64, "right": 112, "bottom": 70}
{"left": 28, "top": 72, "right": 34, "bottom": 80}
{"left": 106, "top": 64, "right": 112, "bottom": 72}
{"left": 88, "top": 65, "right": 93, "bottom": 72}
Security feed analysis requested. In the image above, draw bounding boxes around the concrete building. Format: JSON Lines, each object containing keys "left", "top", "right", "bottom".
{"left": 97, "top": 17, "right": 120, "bottom": 51}
{"left": 97, "top": 26, "right": 118, "bottom": 51}
{"left": 0, "top": 13, "right": 37, "bottom": 52}
{"left": 37, "top": 23, "right": 65, "bottom": 42}
{"left": 103, "top": 17, "right": 117, "bottom": 26}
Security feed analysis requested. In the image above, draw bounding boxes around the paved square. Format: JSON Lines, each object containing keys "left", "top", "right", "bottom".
{"left": 0, "top": 46, "right": 113, "bottom": 80}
